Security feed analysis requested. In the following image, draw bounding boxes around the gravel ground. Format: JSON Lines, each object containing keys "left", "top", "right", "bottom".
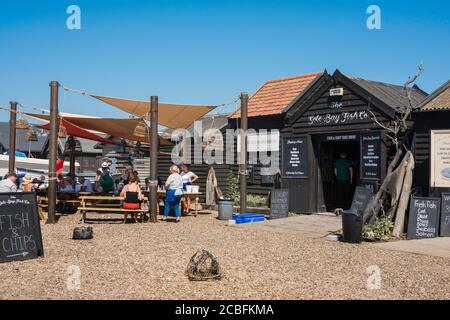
{"left": 0, "top": 213, "right": 449, "bottom": 300}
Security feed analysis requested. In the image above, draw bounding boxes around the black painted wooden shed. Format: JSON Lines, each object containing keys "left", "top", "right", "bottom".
{"left": 281, "top": 69, "right": 427, "bottom": 213}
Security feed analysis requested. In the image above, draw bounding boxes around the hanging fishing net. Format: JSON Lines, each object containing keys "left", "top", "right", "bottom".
{"left": 186, "top": 249, "right": 222, "bottom": 281}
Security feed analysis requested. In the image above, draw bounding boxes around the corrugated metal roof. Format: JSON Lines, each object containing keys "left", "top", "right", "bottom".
{"left": 161, "top": 113, "right": 230, "bottom": 139}
{"left": 349, "top": 77, "right": 427, "bottom": 110}
{"left": 231, "top": 72, "right": 322, "bottom": 118}
{"left": 0, "top": 122, "right": 48, "bottom": 153}
{"left": 418, "top": 80, "right": 450, "bottom": 111}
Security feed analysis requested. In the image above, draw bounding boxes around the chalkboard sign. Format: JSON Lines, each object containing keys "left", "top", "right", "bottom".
{"left": 360, "top": 133, "right": 382, "bottom": 180}
{"left": 0, "top": 192, "right": 44, "bottom": 263}
{"left": 282, "top": 137, "right": 308, "bottom": 178}
{"left": 270, "top": 189, "right": 289, "bottom": 219}
{"left": 350, "top": 186, "right": 374, "bottom": 213}
{"left": 360, "top": 179, "right": 379, "bottom": 194}
{"left": 440, "top": 193, "right": 450, "bottom": 237}
{"left": 407, "top": 196, "right": 440, "bottom": 240}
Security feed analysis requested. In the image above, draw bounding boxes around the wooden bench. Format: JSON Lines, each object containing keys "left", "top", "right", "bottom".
{"left": 78, "top": 207, "right": 147, "bottom": 223}
{"left": 78, "top": 195, "right": 149, "bottom": 223}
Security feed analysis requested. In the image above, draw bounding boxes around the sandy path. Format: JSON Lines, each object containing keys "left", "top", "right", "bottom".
{"left": 0, "top": 213, "right": 449, "bottom": 300}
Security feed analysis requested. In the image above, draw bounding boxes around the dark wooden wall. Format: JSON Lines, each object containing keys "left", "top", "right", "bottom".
{"left": 282, "top": 82, "right": 393, "bottom": 213}
{"left": 157, "top": 138, "right": 230, "bottom": 203}
{"left": 157, "top": 114, "right": 286, "bottom": 203}
{"left": 413, "top": 110, "right": 450, "bottom": 197}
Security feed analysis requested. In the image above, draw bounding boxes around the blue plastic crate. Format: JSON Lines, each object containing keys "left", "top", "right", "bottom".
{"left": 232, "top": 213, "right": 265, "bottom": 224}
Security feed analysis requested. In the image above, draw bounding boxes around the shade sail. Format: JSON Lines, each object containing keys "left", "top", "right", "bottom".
{"left": 25, "top": 113, "right": 172, "bottom": 145}
{"left": 91, "top": 94, "right": 216, "bottom": 129}
{"left": 36, "top": 119, "right": 119, "bottom": 145}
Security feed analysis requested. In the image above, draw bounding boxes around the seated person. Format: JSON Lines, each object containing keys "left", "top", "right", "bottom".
{"left": 120, "top": 176, "right": 144, "bottom": 209}
{"left": 144, "top": 176, "right": 164, "bottom": 191}
{"left": 21, "top": 174, "right": 34, "bottom": 192}
{"left": 76, "top": 177, "right": 93, "bottom": 192}
{"left": 58, "top": 178, "right": 74, "bottom": 192}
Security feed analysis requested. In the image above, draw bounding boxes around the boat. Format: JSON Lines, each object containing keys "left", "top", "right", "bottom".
{"left": 0, "top": 154, "right": 80, "bottom": 179}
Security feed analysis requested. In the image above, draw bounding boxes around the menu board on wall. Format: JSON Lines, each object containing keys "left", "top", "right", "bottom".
{"left": 360, "top": 132, "right": 382, "bottom": 180}
{"left": 430, "top": 130, "right": 450, "bottom": 188}
{"left": 282, "top": 137, "right": 308, "bottom": 178}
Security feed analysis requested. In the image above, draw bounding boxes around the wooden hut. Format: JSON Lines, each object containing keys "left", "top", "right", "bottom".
{"left": 413, "top": 80, "right": 450, "bottom": 197}
{"left": 281, "top": 69, "right": 427, "bottom": 213}
{"left": 229, "top": 71, "right": 323, "bottom": 196}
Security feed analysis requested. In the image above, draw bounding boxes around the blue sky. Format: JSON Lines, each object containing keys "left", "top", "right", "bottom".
{"left": 0, "top": 0, "right": 449, "bottom": 121}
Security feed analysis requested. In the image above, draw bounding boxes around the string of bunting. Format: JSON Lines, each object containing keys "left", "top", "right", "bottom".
{"left": 17, "top": 102, "right": 49, "bottom": 114}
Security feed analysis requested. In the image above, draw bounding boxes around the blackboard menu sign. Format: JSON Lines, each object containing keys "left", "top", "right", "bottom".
{"left": 360, "top": 179, "right": 379, "bottom": 194}
{"left": 282, "top": 137, "right": 308, "bottom": 178}
{"left": 351, "top": 186, "right": 374, "bottom": 213}
{"left": 407, "top": 196, "right": 440, "bottom": 240}
{"left": 360, "top": 133, "right": 381, "bottom": 180}
{"left": 0, "top": 192, "right": 44, "bottom": 263}
{"left": 270, "top": 189, "right": 289, "bottom": 219}
{"left": 440, "top": 193, "right": 450, "bottom": 237}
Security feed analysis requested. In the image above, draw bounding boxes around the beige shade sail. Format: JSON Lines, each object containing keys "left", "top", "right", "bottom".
{"left": 91, "top": 94, "right": 216, "bottom": 129}
{"left": 24, "top": 112, "right": 172, "bottom": 145}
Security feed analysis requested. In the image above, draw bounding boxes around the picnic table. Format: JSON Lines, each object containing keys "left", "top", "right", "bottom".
{"left": 77, "top": 195, "right": 149, "bottom": 223}
{"left": 156, "top": 190, "right": 202, "bottom": 217}
{"left": 38, "top": 192, "right": 96, "bottom": 214}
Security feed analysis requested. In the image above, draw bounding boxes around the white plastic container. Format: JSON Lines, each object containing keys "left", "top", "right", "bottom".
{"left": 187, "top": 185, "right": 200, "bottom": 193}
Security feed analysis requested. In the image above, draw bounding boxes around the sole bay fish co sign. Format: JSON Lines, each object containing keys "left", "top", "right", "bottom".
{"left": 308, "top": 111, "right": 369, "bottom": 126}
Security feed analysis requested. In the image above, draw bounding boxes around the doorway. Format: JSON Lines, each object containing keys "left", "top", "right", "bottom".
{"left": 318, "top": 139, "right": 360, "bottom": 211}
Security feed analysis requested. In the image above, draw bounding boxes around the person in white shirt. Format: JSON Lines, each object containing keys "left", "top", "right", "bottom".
{"left": 180, "top": 163, "right": 199, "bottom": 214}
{"left": 76, "top": 177, "right": 93, "bottom": 192}
{"left": 162, "top": 165, "right": 184, "bottom": 222}
{"left": 0, "top": 173, "right": 18, "bottom": 193}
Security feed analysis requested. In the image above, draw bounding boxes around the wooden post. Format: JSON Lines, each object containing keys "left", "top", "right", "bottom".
{"left": 393, "top": 151, "right": 414, "bottom": 237}
{"left": 47, "top": 81, "right": 59, "bottom": 224}
{"left": 8, "top": 101, "right": 18, "bottom": 173}
{"left": 69, "top": 152, "right": 76, "bottom": 176}
{"left": 239, "top": 92, "right": 248, "bottom": 214}
{"left": 149, "top": 96, "right": 159, "bottom": 223}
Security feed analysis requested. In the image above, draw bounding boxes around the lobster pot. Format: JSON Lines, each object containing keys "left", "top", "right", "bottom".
{"left": 134, "top": 121, "right": 148, "bottom": 138}
{"left": 25, "top": 130, "right": 38, "bottom": 142}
